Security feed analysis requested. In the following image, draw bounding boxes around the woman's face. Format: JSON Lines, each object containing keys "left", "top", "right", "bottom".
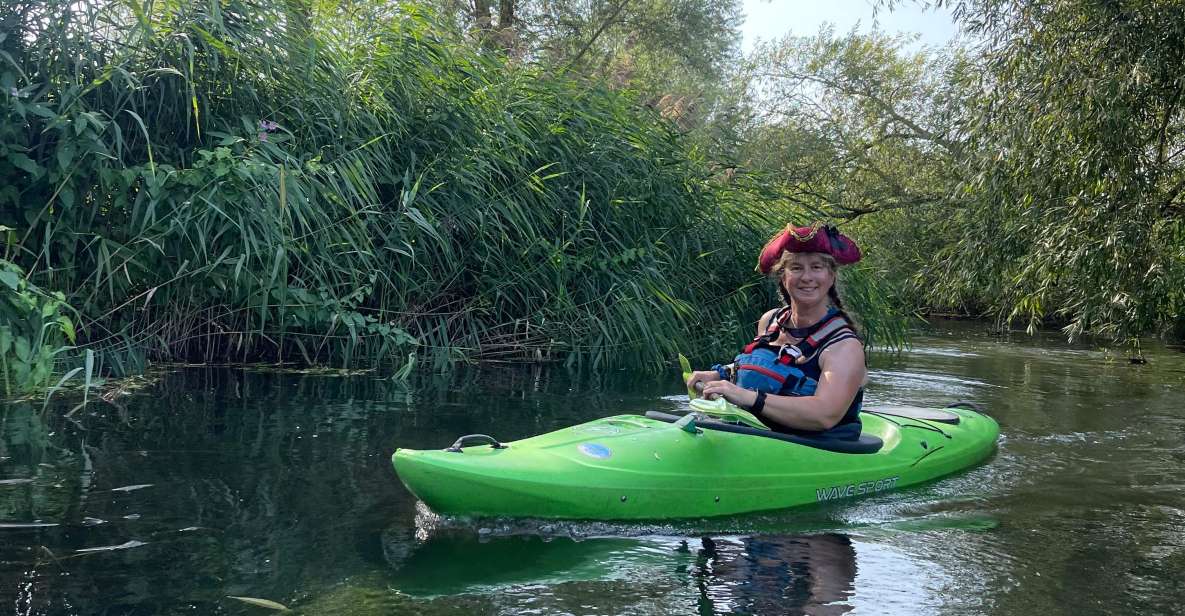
{"left": 781, "top": 252, "right": 836, "bottom": 307}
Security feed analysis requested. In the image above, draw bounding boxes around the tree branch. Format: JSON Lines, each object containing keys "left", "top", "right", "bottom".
{"left": 757, "top": 69, "right": 962, "bottom": 154}
{"left": 1163, "top": 176, "right": 1185, "bottom": 214}
{"left": 564, "top": 0, "right": 631, "bottom": 72}
{"left": 1156, "top": 80, "right": 1182, "bottom": 168}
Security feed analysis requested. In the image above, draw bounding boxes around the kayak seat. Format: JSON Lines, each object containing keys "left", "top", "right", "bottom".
{"left": 866, "top": 407, "right": 961, "bottom": 425}
{"left": 645, "top": 412, "right": 884, "bottom": 454}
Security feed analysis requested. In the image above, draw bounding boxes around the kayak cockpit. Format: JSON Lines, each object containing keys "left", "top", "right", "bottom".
{"left": 643, "top": 411, "right": 884, "bottom": 454}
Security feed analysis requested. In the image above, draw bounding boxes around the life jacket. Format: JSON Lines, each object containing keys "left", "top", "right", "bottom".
{"left": 734, "top": 307, "right": 856, "bottom": 395}
{"left": 733, "top": 307, "right": 864, "bottom": 438}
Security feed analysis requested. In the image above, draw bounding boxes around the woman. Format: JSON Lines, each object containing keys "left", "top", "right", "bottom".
{"left": 686, "top": 223, "right": 866, "bottom": 439}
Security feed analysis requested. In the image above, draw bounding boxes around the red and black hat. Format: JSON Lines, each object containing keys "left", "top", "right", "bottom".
{"left": 757, "top": 222, "right": 862, "bottom": 274}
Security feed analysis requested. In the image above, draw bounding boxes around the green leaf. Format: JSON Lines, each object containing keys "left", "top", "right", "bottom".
{"left": 27, "top": 104, "right": 56, "bottom": 119}
{"left": 42, "top": 366, "right": 83, "bottom": 413}
{"left": 8, "top": 152, "right": 41, "bottom": 176}
{"left": 0, "top": 270, "right": 19, "bottom": 290}
{"left": 57, "top": 142, "right": 75, "bottom": 171}
{"left": 58, "top": 187, "right": 75, "bottom": 209}
{"left": 123, "top": 109, "right": 154, "bottom": 169}
{"left": 58, "top": 315, "right": 76, "bottom": 343}
{"left": 120, "top": 0, "right": 152, "bottom": 33}
{"left": 14, "top": 337, "right": 31, "bottom": 362}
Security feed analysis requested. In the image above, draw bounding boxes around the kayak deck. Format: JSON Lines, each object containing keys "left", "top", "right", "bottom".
{"left": 643, "top": 411, "right": 886, "bottom": 453}
{"left": 392, "top": 406, "right": 999, "bottom": 520}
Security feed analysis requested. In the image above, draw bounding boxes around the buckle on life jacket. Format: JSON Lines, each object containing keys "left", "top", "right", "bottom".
{"left": 777, "top": 345, "right": 802, "bottom": 365}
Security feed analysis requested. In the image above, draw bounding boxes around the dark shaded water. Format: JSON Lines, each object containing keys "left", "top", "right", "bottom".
{"left": 3, "top": 322, "right": 1185, "bottom": 615}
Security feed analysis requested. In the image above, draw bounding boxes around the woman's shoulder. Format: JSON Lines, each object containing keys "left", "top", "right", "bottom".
{"left": 818, "top": 335, "right": 865, "bottom": 365}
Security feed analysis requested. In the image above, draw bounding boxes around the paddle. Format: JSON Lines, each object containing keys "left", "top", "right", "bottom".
{"left": 678, "top": 353, "right": 698, "bottom": 399}
{"left": 678, "top": 354, "right": 769, "bottom": 430}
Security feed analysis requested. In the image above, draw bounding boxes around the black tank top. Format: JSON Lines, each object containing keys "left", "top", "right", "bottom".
{"left": 763, "top": 308, "right": 863, "bottom": 439}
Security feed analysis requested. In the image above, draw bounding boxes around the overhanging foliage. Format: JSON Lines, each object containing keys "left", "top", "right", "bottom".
{"left": 0, "top": 0, "right": 902, "bottom": 381}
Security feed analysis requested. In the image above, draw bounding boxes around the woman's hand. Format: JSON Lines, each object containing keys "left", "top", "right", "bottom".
{"left": 685, "top": 370, "right": 720, "bottom": 397}
{"left": 700, "top": 379, "right": 757, "bottom": 408}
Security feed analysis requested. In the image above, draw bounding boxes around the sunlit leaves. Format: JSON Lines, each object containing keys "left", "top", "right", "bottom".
{"left": 936, "top": 0, "right": 1185, "bottom": 342}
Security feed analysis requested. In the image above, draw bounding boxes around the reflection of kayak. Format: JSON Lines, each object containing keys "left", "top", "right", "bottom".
{"left": 386, "top": 533, "right": 658, "bottom": 595}
{"left": 391, "top": 404, "right": 999, "bottom": 520}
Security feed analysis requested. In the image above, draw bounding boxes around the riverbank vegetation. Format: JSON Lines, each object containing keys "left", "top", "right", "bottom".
{"left": 2, "top": 0, "right": 1182, "bottom": 394}
{"left": 742, "top": 0, "right": 1185, "bottom": 344}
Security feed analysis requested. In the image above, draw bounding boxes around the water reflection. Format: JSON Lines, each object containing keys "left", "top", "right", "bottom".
{"left": 3, "top": 322, "right": 1185, "bottom": 615}
{"left": 376, "top": 521, "right": 978, "bottom": 616}
{"left": 384, "top": 531, "right": 668, "bottom": 595}
{"left": 692, "top": 534, "right": 856, "bottom": 615}
{"left": 382, "top": 523, "right": 860, "bottom": 615}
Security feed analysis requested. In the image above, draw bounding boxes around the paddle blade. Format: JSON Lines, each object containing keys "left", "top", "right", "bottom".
{"left": 678, "top": 353, "right": 696, "bottom": 399}
{"left": 689, "top": 397, "right": 769, "bottom": 430}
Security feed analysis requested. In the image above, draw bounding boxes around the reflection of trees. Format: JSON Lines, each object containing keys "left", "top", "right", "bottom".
{"left": 691, "top": 534, "right": 856, "bottom": 616}
{"left": 1, "top": 366, "right": 670, "bottom": 613}
{"left": 0, "top": 401, "right": 83, "bottom": 525}
{"left": 1, "top": 400, "right": 90, "bottom": 607}
{"left": 2, "top": 369, "right": 423, "bottom": 612}
{"left": 5, "top": 367, "right": 863, "bottom": 613}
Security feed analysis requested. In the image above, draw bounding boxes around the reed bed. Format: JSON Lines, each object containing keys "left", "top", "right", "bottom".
{"left": 0, "top": 0, "right": 897, "bottom": 384}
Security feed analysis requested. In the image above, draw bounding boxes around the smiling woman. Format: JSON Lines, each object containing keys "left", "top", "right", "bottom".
{"left": 687, "top": 223, "right": 866, "bottom": 438}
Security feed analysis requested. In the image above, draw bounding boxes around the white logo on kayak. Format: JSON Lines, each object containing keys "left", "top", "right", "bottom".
{"left": 815, "top": 476, "right": 899, "bottom": 501}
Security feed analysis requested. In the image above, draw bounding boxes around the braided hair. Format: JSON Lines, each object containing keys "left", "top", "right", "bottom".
{"left": 827, "top": 280, "right": 860, "bottom": 336}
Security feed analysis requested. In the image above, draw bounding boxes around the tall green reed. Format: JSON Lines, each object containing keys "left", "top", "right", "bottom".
{"left": 0, "top": 0, "right": 898, "bottom": 380}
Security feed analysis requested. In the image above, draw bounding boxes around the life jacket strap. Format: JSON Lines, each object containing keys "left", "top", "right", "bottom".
{"left": 786, "top": 314, "right": 852, "bottom": 362}
{"left": 744, "top": 311, "right": 853, "bottom": 364}
{"left": 735, "top": 363, "right": 790, "bottom": 384}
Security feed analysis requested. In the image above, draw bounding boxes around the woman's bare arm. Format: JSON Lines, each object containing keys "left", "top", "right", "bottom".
{"left": 700, "top": 337, "right": 865, "bottom": 432}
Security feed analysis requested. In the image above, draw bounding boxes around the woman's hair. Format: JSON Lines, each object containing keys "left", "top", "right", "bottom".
{"left": 770, "top": 251, "right": 860, "bottom": 334}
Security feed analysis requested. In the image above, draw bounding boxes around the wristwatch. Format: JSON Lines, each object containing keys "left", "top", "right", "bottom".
{"left": 748, "top": 390, "right": 767, "bottom": 414}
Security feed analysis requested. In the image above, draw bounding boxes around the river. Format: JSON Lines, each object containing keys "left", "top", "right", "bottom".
{"left": 2, "top": 321, "right": 1184, "bottom": 615}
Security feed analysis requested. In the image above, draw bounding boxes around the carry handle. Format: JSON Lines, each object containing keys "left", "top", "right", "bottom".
{"left": 445, "top": 434, "right": 508, "bottom": 453}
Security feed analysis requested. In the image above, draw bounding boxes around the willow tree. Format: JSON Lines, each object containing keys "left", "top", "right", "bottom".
{"left": 426, "top": 0, "right": 744, "bottom": 131}
{"left": 933, "top": 0, "right": 1185, "bottom": 343}
{"left": 745, "top": 30, "right": 971, "bottom": 219}
{"left": 746, "top": 1, "right": 1185, "bottom": 344}
{"left": 738, "top": 30, "right": 978, "bottom": 316}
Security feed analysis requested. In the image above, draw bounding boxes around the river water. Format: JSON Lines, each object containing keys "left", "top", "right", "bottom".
{"left": 2, "top": 322, "right": 1184, "bottom": 615}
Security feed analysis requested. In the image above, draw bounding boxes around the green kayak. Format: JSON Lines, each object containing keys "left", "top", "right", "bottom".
{"left": 391, "top": 403, "right": 999, "bottom": 520}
